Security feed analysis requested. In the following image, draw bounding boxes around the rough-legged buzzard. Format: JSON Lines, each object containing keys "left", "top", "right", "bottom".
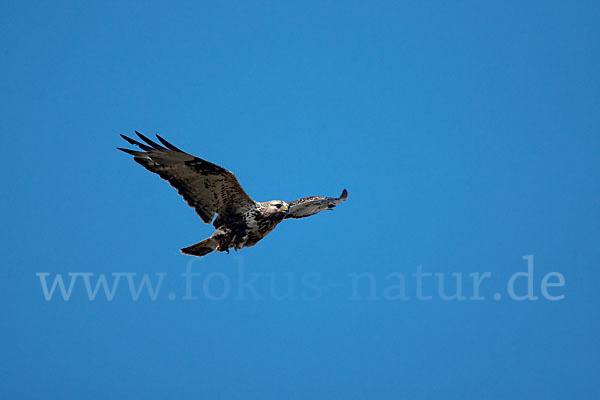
{"left": 118, "top": 132, "right": 348, "bottom": 257}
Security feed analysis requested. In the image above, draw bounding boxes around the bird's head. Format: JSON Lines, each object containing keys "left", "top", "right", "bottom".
{"left": 265, "top": 200, "right": 290, "bottom": 216}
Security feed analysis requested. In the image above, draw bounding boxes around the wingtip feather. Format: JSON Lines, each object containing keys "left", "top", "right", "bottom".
{"left": 156, "top": 134, "right": 184, "bottom": 152}
{"left": 120, "top": 133, "right": 153, "bottom": 151}
{"left": 120, "top": 134, "right": 135, "bottom": 144}
{"left": 117, "top": 147, "right": 143, "bottom": 156}
{"left": 135, "top": 131, "right": 167, "bottom": 150}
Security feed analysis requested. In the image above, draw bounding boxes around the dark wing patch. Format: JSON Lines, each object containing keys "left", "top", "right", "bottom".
{"left": 285, "top": 189, "right": 348, "bottom": 219}
{"left": 118, "top": 132, "right": 256, "bottom": 223}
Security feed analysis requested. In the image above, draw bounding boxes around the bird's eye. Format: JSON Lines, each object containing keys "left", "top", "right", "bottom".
{"left": 274, "top": 203, "right": 282, "bottom": 208}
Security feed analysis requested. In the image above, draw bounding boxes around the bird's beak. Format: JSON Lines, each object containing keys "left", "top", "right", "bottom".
{"left": 279, "top": 204, "right": 289, "bottom": 213}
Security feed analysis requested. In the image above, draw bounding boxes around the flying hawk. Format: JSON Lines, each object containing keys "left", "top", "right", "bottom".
{"left": 118, "top": 132, "right": 348, "bottom": 257}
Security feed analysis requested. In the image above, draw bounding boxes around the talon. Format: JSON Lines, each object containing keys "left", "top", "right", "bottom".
{"left": 216, "top": 245, "right": 221, "bottom": 251}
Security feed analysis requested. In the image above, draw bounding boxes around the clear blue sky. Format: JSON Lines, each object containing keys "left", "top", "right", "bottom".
{"left": 2, "top": 1, "right": 599, "bottom": 399}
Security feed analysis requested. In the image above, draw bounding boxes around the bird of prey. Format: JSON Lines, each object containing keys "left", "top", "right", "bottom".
{"left": 118, "top": 132, "right": 348, "bottom": 257}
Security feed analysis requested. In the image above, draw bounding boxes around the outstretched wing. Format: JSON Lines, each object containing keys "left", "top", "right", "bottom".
{"left": 285, "top": 189, "right": 348, "bottom": 219}
{"left": 118, "top": 132, "right": 256, "bottom": 223}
